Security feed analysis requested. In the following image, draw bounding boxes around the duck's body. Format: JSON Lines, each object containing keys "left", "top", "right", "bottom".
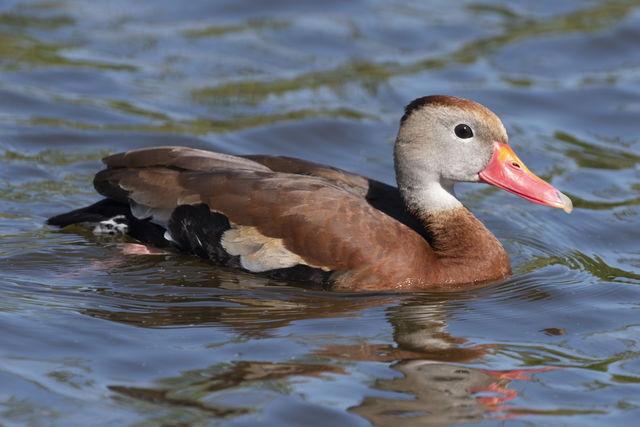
{"left": 48, "top": 96, "right": 571, "bottom": 291}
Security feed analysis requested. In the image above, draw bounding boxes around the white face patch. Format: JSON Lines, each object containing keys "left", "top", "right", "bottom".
{"left": 221, "top": 225, "right": 329, "bottom": 273}
{"left": 92, "top": 215, "right": 129, "bottom": 235}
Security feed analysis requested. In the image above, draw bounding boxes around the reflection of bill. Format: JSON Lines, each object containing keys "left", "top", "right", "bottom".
{"left": 350, "top": 361, "right": 553, "bottom": 425}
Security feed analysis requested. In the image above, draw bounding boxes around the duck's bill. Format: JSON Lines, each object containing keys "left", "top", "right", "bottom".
{"left": 479, "top": 141, "right": 572, "bottom": 214}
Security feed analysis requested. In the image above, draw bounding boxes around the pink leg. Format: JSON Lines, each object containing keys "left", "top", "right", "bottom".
{"left": 118, "top": 243, "right": 168, "bottom": 255}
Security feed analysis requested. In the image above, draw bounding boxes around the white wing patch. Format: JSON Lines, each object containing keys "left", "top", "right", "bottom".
{"left": 221, "top": 225, "right": 328, "bottom": 273}
{"left": 163, "top": 230, "right": 177, "bottom": 243}
{"left": 92, "top": 215, "right": 128, "bottom": 235}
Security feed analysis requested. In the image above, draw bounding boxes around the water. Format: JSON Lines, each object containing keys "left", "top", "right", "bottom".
{"left": 1, "top": 0, "right": 640, "bottom": 425}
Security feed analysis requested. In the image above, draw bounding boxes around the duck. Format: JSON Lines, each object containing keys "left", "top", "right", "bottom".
{"left": 47, "top": 95, "right": 572, "bottom": 291}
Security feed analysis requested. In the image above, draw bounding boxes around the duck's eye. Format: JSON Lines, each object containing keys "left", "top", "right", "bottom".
{"left": 454, "top": 124, "right": 473, "bottom": 139}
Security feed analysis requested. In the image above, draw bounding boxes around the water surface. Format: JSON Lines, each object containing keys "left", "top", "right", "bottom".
{"left": 1, "top": 0, "right": 640, "bottom": 425}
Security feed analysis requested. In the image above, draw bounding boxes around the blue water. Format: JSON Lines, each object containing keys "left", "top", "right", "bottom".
{"left": 1, "top": 0, "right": 640, "bottom": 425}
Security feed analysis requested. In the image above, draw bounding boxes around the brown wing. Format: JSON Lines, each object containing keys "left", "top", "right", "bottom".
{"left": 94, "top": 146, "right": 435, "bottom": 289}
{"left": 103, "top": 146, "right": 273, "bottom": 173}
{"left": 242, "top": 154, "right": 431, "bottom": 242}
{"left": 241, "top": 154, "right": 370, "bottom": 197}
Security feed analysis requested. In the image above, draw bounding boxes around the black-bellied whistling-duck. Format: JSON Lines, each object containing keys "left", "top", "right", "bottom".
{"left": 48, "top": 95, "right": 572, "bottom": 291}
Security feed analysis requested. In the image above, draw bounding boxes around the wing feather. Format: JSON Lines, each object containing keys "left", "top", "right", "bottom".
{"left": 93, "top": 147, "right": 435, "bottom": 287}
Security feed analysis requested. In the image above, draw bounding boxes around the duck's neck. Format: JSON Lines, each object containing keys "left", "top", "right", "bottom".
{"left": 398, "top": 178, "right": 462, "bottom": 217}
{"left": 399, "top": 181, "right": 510, "bottom": 285}
{"left": 394, "top": 133, "right": 463, "bottom": 216}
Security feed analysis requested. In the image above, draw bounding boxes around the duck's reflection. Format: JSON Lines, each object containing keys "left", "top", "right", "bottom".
{"left": 315, "top": 299, "right": 552, "bottom": 424}
{"left": 74, "top": 259, "right": 550, "bottom": 424}
{"left": 108, "top": 358, "right": 548, "bottom": 425}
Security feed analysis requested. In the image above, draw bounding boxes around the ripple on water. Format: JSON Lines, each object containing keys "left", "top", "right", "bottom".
{"left": 474, "top": 249, "right": 639, "bottom": 318}
{"left": 1, "top": 234, "right": 403, "bottom": 336}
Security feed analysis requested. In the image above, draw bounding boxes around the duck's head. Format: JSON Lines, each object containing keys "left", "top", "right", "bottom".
{"left": 394, "top": 95, "right": 572, "bottom": 215}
